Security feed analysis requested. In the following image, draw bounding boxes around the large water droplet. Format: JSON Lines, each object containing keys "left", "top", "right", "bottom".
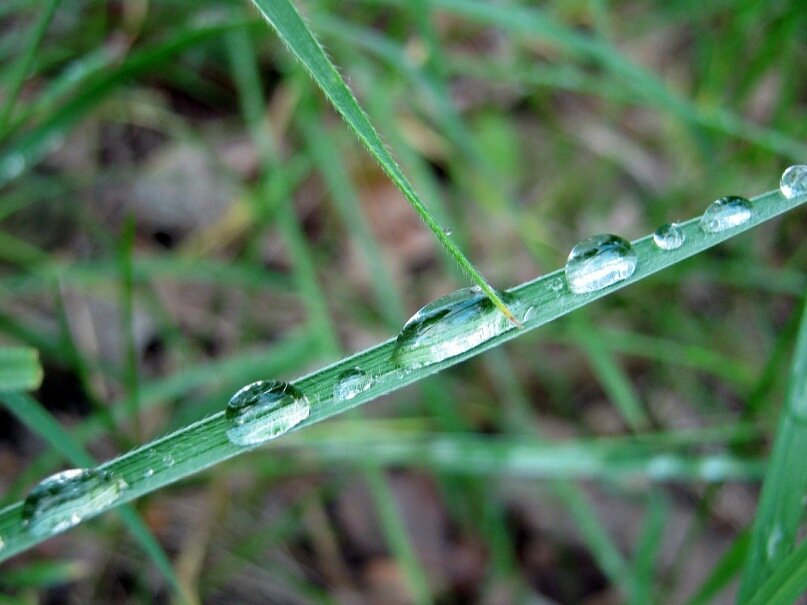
{"left": 22, "top": 468, "right": 127, "bottom": 536}
{"left": 564, "top": 234, "right": 637, "bottom": 294}
{"left": 225, "top": 380, "right": 310, "bottom": 446}
{"left": 780, "top": 165, "right": 807, "bottom": 199}
{"left": 699, "top": 196, "right": 752, "bottom": 233}
{"left": 653, "top": 223, "right": 685, "bottom": 250}
{"left": 392, "top": 287, "right": 515, "bottom": 369}
{"left": 333, "top": 368, "right": 373, "bottom": 401}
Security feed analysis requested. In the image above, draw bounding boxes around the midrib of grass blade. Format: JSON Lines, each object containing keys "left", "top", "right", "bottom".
{"left": 247, "top": 0, "right": 516, "bottom": 324}
{"left": 0, "top": 187, "right": 804, "bottom": 561}
{"left": 737, "top": 294, "right": 807, "bottom": 602}
{"left": 0, "top": 0, "right": 60, "bottom": 134}
{"left": 0, "top": 392, "right": 183, "bottom": 597}
{"left": 227, "top": 29, "right": 433, "bottom": 604}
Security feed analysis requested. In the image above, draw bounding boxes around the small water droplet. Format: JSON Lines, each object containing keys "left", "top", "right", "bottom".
{"left": 653, "top": 223, "right": 685, "bottom": 250}
{"left": 564, "top": 234, "right": 637, "bottom": 294}
{"left": 699, "top": 457, "right": 732, "bottom": 482}
{"left": 22, "top": 469, "right": 126, "bottom": 536}
{"left": 522, "top": 305, "right": 538, "bottom": 322}
{"left": 647, "top": 455, "right": 683, "bottom": 480}
{"left": 392, "top": 288, "right": 515, "bottom": 369}
{"left": 766, "top": 525, "right": 783, "bottom": 561}
{"left": 0, "top": 535, "right": 5, "bottom": 551}
{"left": 0, "top": 153, "right": 25, "bottom": 181}
{"left": 780, "top": 165, "right": 807, "bottom": 199}
{"left": 162, "top": 455, "right": 175, "bottom": 467}
{"left": 699, "top": 196, "right": 752, "bottom": 233}
{"left": 547, "top": 277, "right": 564, "bottom": 292}
{"left": 143, "top": 468, "right": 154, "bottom": 478}
{"left": 442, "top": 226, "right": 453, "bottom": 236}
{"left": 225, "top": 380, "right": 310, "bottom": 446}
{"left": 333, "top": 368, "right": 373, "bottom": 401}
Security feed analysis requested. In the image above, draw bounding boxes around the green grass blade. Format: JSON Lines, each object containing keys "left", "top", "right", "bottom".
{"left": 746, "top": 538, "right": 807, "bottom": 605}
{"left": 0, "top": 346, "right": 42, "bottom": 391}
{"left": 246, "top": 0, "right": 516, "bottom": 323}
{"left": 0, "top": 186, "right": 803, "bottom": 562}
{"left": 0, "top": 0, "right": 60, "bottom": 133}
{"left": 737, "top": 294, "right": 807, "bottom": 601}
{"left": 0, "top": 392, "right": 182, "bottom": 595}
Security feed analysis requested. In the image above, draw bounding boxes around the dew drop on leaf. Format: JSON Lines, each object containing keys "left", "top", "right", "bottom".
{"left": 333, "top": 368, "right": 373, "bottom": 401}
{"left": 22, "top": 469, "right": 127, "bottom": 536}
{"left": 699, "top": 196, "right": 752, "bottom": 233}
{"left": 392, "top": 288, "right": 516, "bottom": 369}
{"left": 653, "top": 223, "right": 685, "bottom": 250}
{"left": 225, "top": 380, "right": 310, "bottom": 446}
{"left": 780, "top": 165, "right": 807, "bottom": 199}
{"left": 564, "top": 234, "right": 637, "bottom": 294}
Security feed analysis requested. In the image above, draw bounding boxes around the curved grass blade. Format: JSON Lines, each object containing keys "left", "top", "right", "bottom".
{"left": 246, "top": 0, "right": 517, "bottom": 323}
{"left": 737, "top": 294, "right": 807, "bottom": 601}
{"left": 0, "top": 186, "right": 804, "bottom": 561}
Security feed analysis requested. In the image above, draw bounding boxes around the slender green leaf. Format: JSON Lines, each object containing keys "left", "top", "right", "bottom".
{"left": 738, "top": 295, "right": 807, "bottom": 601}
{"left": 746, "top": 538, "right": 807, "bottom": 605}
{"left": 0, "top": 186, "right": 803, "bottom": 561}
{"left": 247, "top": 0, "right": 516, "bottom": 322}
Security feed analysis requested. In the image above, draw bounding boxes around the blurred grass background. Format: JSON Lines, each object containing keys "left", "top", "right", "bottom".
{"left": 1, "top": 0, "right": 806, "bottom": 603}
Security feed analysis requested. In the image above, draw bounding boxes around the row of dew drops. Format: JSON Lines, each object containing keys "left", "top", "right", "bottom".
{"left": 4, "top": 166, "right": 806, "bottom": 547}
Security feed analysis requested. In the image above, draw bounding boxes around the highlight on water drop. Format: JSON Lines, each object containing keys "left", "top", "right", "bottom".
{"left": 333, "top": 367, "right": 373, "bottom": 401}
{"left": 780, "top": 165, "right": 807, "bottom": 199}
{"left": 225, "top": 380, "right": 310, "bottom": 446}
{"left": 699, "top": 195, "right": 752, "bottom": 233}
{"left": 653, "top": 223, "right": 685, "bottom": 250}
{"left": 22, "top": 468, "right": 127, "bottom": 536}
{"left": 564, "top": 234, "right": 637, "bottom": 294}
{"left": 392, "top": 287, "right": 516, "bottom": 369}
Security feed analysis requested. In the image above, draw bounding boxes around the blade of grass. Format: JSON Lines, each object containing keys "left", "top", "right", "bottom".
{"left": 630, "top": 493, "right": 668, "bottom": 605}
{"left": 0, "top": 186, "right": 803, "bottom": 561}
{"left": 746, "top": 537, "right": 807, "bottom": 605}
{"left": 0, "top": 346, "right": 42, "bottom": 391}
{"left": 0, "top": 391, "right": 183, "bottom": 598}
{"left": 0, "top": 0, "right": 61, "bottom": 133}
{"left": 737, "top": 294, "right": 807, "bottom": 601}
{"left": 246, "top": 0, "right": 516, "bottom": 323}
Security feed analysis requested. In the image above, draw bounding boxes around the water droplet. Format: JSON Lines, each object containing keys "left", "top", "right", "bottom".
{"left": 0, "top": 535, "right": 5, "bottom": 551}
{"left": 564, "top": 234, "right": 637, "bottom": 294}
{"left": 162, "top": 455, "right": 175, "bottom": 467}
{"left": 699, "top": 457, "right": 732, "bottom": 482}
{"left": 442, "top": 226, "right": 453, "bottom": 236}
{"left": 647, "top": 455, "right": 683, "bottom": 480}
{"left": 0, "top": 153, "right": 25, "bottom": 181}
{"left": 653, "top": 223, "right": 685, "bottom": 250}
{"left": 333, "top": 368, "right": 373, "bottom": 401}
{"left": 143, "top": 468, "right": 154, "bottom": 478}
{"left": 780, "top": 165, "right": 807, "bottom": 199}
{"left": 392, "top": 288, "right": 515, "bottom": 369}
{"left": 699, "top": 196, "right": 752, "bottom": 233}
{"left": 522, "top": 305, "right": 538, "bottom": 322}
{"left": 225, "top": 380, "right": 310, "bottom": 446}
{"left": 766, "top": 525, "right": 783, "bottom": 561}
{"left": 22, "top": 468, "right": 126, "bottom": 536}
{"left": 547, "top": 277, "right": 564, "bottom": 292}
